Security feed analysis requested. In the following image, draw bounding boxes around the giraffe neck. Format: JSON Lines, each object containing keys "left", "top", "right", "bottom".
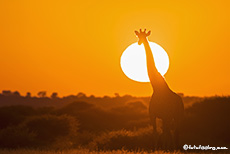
{"left": 142, "top": 39, "right": 158, "bottom": 75}
{"left": 142, "top": 38, "right": 170, "bottom": 93}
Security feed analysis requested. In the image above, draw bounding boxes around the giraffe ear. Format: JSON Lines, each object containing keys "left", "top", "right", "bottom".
{"left": 135, "top": 31, "right": 139, "bottom": 36}
{"left": 146, "top": 31, "right": 151, "bottom": 36}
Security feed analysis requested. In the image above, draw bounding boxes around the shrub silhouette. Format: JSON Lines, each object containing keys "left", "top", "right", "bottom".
{"left": 182, "top": 96, "right": 230, "bottom": 146}
{"left": 0, "top": 95, "right": 229, "bottom": 150}
{"left": 0, "top": 106, "right": 35, "bottom": 129}
{"left": 21, "top": 114, "right": 79, "bottom": 148}
{"left": 89, "top": 126, "right": 154, "bottom": 150}
{"left": 57, "top": 101, "right": 149, "bottom": 132}
{"left": 0, "top": 125, "right": 36, "bottom": 148}
{"left": 57, "top": 101, "right": 121, "bottom": 131}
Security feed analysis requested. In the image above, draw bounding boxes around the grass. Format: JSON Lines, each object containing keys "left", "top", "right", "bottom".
{"left": 0, "top": 149, "right": 229, "bottom": 154}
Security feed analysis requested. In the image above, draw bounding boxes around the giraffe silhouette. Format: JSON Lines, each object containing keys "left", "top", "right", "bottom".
{"left": 135, "top": 29, "right": 184, "bottom": 149}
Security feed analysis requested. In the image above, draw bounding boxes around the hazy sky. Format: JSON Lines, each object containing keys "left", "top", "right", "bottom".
{"left": 0, "top": 0, "right": 229, "bottom": 97}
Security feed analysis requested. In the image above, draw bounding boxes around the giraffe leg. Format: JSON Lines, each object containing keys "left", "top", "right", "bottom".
{"left": 162, "top": 119, "right": 173, "bottom": 150}
{"left": 150, "top": 116, "right": 158, "bottom": 149}
{"left": 174, "top": 119, "right": 182, "bottom": 149}
{"left": 175, "top": 128, "right": 180, "bottom": 149}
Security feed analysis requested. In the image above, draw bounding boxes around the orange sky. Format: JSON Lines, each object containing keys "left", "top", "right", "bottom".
{"left": 0, "top": 0, "right": 230, "bottom": 97}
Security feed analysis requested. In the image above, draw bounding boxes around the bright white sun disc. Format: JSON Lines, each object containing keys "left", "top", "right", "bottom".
{"left": 120, "top": 42, "right": 169, "bottom": 82}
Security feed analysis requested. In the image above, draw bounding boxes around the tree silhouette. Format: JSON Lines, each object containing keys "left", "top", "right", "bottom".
{"left": 26, "top": 92, "right": 31, "bottom": 98}
{"left": 2, "top": 90, "right": 12, "bottom": 96}
{"left": 51, "top": 92, "right": 58, "bottom": 99}
{"left": 37, "top": 91, "right": 46, "bottom": 98}
{"left": 13, "top": 91, "right": 20, "bottom": 97}
{"left": 76, "top": 92, "right": 86, "bottom": 98}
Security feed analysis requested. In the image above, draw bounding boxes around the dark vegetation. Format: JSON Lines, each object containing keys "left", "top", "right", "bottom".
{"left": 0, "top": 90, "right": 229, "bottom": 151}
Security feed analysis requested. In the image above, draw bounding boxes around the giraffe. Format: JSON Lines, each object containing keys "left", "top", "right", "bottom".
{"left": 135, "top": 29, "right": 184, "bottom": 149}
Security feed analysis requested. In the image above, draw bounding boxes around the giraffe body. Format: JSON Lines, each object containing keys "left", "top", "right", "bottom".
{"left": 135, "top": 29, "right": 184, "bottom": 149}
{"left": 149, "top": 90, "right": 184, "bottom": 123}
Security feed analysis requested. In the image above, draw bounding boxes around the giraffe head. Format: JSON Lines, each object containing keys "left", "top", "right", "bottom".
{"left": 135, "top": 29, "right": 151, "bottom": 45}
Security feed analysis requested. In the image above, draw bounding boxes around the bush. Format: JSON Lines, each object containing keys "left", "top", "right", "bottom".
{"left": 0, "top": 114, "right": 79, "bottom": 149}
{"left": 22, "top": 114, "right": 79, "bottom": 148}
{"left": 88, "top": 126, "right": 154, "bottom": 150}
{"left": 0, "top": 125, "right": 36, "bottom": 148}
{"left": 0, "top": 106, "right": 35, "bottom": 129}
{"left": 182, "top": 97, "right": 230, "bottom": 146}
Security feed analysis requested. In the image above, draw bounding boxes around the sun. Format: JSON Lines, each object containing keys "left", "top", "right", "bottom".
{"left": 120, "top": 42, "right": 169, "bottom": 82}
